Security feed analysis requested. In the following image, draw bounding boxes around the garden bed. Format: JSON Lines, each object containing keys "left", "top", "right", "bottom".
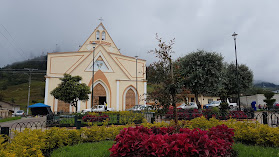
{"left": 50, "top": 142, "right": 279, "bottom": 157}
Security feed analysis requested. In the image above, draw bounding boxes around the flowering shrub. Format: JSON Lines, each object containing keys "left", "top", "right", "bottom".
{"left": 82, "top": 114, "right": 109, "bottom": 122}
{"left": 229, "top": 111, "right": 248, "bottom": 119}
{"left": 151, "top": 126, "right": 176, "bottom": 135}
{"left": 110, "top": 126, "right": 153, "bottom": 156}
{"left": 110, "top": 125, "right": 234, "bottom": 157}
{"left": 0, "top": 124, "right": 133, "bottom": 157}
{"left": 142, "top": 116, "right": 279, "bottom": 147}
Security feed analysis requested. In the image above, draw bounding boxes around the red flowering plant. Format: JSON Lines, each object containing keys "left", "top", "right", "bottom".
{"left": 151, "top": 126, "right": 176, "bottom": 135}
{"left": 229, "top": 111, "right": 248, "bottom": 119}
{"left": 109, "top": 126, "right": 152, "bottom": 157}
{"left": 110, "top": 125, "right": 234, "bottom": 157}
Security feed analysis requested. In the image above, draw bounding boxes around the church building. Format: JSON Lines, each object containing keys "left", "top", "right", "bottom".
{"left": 44, "top": 23, "right": 147, "bottom": 112}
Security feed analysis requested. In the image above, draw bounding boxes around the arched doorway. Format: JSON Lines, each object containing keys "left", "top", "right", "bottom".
{"left": 124, "top": 86, "right": 137, "bottom": 110}
{"left": 93, "top": 83, "right": 106, "bottom": 106}
{"left": 90, "top": 81, "right": 110, "bottom": 107}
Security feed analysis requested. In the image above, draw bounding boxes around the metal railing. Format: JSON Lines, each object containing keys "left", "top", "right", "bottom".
{"left": 2, "top": 110, "right": 278, "bottom": 139}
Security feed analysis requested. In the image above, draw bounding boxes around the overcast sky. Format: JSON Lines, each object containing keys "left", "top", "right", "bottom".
{"left": 1, "top": 0, "right": 279, "bottom": 84}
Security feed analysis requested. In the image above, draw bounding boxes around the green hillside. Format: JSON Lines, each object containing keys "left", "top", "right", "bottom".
{"left": 1, "top": 80, "right": 45, "bottom": 111}
{"left": 0, "top": 55, "right": 47, "bottom": 112}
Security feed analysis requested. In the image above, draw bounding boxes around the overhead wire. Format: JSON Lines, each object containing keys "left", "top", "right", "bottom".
{"left": 0, "top": 27, "right": 27, "bottom": 60}
{"left": 1, "top": 24, "right": 27, "bottom": 57}
{"left": 0, "top": 24, "right": 51, "bottom": 63}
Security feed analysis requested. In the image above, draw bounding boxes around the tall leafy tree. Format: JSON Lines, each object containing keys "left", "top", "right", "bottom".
{"left": 146, "top": 61, "right": 170, "bottom": 84}
{"left": 178, "top": 50, "right": 224, "bottom": 109}
{"left": 220, "top": 63, "right": 253, "bottom": 104}
{"left": 51, "top": 74, "right": 91, "bottom": 112}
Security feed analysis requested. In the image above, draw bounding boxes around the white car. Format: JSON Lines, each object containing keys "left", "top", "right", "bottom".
{"left": 177, "top": 102, "right": 198, "bottom": 109}
{"left": 138, "top": 105, "right": 153, "bottom": 111}
{"left": 13, "top": 110, "right": 25, "bottom": 116}
{"left": 204, "top": 99, "right": 238, "bottom": 109}
{"left": 82, "top": 105, "right": 114, "bottom": 113}
{"left": 204, "top": 101, "right": 221, "bottom": 108}
{"left": 126, "top": 105, "right": 153, "bottom": 111}
{"left": 126, "top": 105, "right": 143, "bottom": 111}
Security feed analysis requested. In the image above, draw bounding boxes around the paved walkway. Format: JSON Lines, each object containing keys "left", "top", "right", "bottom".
{"left": 0, "top": 116, "right": 46, "bottom": 128}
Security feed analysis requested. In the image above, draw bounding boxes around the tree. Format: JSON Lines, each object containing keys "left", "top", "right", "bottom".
{"left": 148, "top": 34, "right": 180, "bottom": 123}
{"left": 178, "top": 50, "right": 224, "bottom": 109}
{"left": 263, "top": 91, "right": 276, "bottom": 110}
{"left": 218, "top": 63, "right": 253, "bottom": 108}
{"left": 223, "top": 63, "right": 253, "bottom": 96}
{"left": 50, "top": 74, "right": 91, "bottom": 112}
{"left": 146, "top": 61, "right": 170, "bottom": 84}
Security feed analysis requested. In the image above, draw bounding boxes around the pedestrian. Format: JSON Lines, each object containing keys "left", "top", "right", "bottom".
{"left": 104, "top": 102, "right": 107, "bottom": 111}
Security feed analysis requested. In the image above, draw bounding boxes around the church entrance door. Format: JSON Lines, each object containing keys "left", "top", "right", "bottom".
{"left": 92, "top": 83, "right": 107, "bottom": 106}
{"left": 99, "top": 96, "right": 106, "bottom": 105}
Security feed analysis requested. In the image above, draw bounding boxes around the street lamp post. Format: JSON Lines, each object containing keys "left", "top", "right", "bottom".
{"left": 232, "top": 32, "right": 241, "bottom": 110}
{"left": 135, "top": 56, "right": 138, "bottom": 105}
{"left": 91, "top": 45, "right": 96, "bottom": 109}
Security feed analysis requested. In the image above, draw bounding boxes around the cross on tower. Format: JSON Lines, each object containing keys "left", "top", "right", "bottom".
{"left": 99, "top": 17, "right": 104, "bottom": 23}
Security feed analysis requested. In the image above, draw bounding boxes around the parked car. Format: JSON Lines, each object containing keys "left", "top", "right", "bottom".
{"left": 204, "top": 101, "right": 221, "bottom": 109}
{"left": 82, "top": 105, "right": 114, "bottom": 113}
{"left": 204, "top": 99, "right": 237, "bottom": 109}
{"left": 138, "top": 105, "right": 153, "bottom": 111}
{"left": 13, "top": 110, "right": 25, "bottom": 116}
{"left": 177, "top": 102, "right": 198, "bottom": 109}
{"left": 126, "top": 105, "right": 143, "bottom": 111}
{"left": 127, "top": 105, "right": 153, "bottom": 111}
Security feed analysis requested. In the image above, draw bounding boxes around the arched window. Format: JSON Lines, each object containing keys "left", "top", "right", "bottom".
{"left": 102, "top": 31, "right": 106, "bottom": 40}
{"left": 96, "top": 31, "right": 100, "bottom": 40}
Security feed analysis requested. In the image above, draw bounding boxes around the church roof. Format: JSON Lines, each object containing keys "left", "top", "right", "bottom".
{"left": 47, "top": 23, "right": 146, "bottom": 80}
{"left": 78, "top": 22, "right": 120, "bottom": 54}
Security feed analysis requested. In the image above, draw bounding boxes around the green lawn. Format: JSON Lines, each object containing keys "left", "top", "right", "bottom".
{"left": 233, "top": 143, "right": 279, "bottom": 157}
{"left": 51, "top": 141, "right": 279, "bottom": 157}
{"left": 0, "top": 116, "right": 21, "bottom": 123}
{"left": 51, "top": 141, "right": 114, "bottom": 157}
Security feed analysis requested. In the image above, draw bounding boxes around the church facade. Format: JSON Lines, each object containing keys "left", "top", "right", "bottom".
{"left": 44, "top": 23, "right": 147, "bottom": 112}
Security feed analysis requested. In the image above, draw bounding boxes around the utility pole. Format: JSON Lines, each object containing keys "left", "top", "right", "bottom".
{"left": 232, "top": 32, "right": 241, "bottom": 110}
{"left": 91, "top": 44, "right": 96, "bottom": 108}
{"left": 24, "top": 68, "right": 38, "bottom": 115}
{"left": 135, "top": 56, "right": 138, "bottom": 105}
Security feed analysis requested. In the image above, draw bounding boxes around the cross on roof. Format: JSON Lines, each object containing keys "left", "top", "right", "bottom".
{"left": 99, "top": 17, "right": 104, "bottom": 23}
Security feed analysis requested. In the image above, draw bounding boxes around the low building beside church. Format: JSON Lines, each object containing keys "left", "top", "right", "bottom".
{"left": 44, "top": 23, "right": 147, "bottom": 112}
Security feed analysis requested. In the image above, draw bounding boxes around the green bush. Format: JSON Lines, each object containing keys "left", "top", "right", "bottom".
{"left": 0, "top": 124, "right": 134, "bottom": 157}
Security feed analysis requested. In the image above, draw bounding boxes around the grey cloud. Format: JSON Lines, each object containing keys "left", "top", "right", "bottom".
{"left": 0, "top": 0, "right": 279, "bottom": 84}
